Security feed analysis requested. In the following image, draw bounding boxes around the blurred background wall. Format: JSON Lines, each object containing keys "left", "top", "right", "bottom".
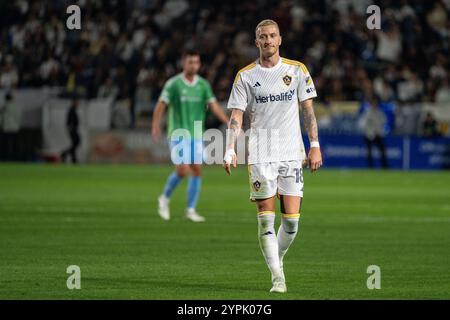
{"left": 0, "top": 0, "right": 449, "bottom": 168}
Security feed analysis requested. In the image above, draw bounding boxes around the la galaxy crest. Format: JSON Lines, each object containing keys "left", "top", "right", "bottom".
{"left": 282, "top": 75, "right": 292, "bottom": 86}
{"left": 253, "top": 180, "right": 261, "bottom": 192}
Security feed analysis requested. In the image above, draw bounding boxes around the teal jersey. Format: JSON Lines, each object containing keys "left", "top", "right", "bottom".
{"left": 159, "top": 74, "right": 216, "bottom": 140}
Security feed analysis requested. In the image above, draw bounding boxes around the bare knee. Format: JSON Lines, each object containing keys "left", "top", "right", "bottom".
{"left": 280, "top": 195, "right": 302, "bottom": 214}
{"left": 189, "top": 164, "right": 202, "bottom": 177}
{"left": 175, "top": 165, "right": 189, "bottom": 178}
{"left": 256, "top": 197, "right": 276, "bottom": 213}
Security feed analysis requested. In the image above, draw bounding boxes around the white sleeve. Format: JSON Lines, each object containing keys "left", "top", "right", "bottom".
{"left": 227, "top": 74, "right": 248, "bottom": 111}
{"left": 298, "top": 68, "right": 318, "bottom": 102}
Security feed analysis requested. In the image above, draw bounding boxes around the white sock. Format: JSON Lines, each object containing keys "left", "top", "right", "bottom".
{"left": 257, "top": 212, "right": 283, "bottom": 280}
{"left": 277, "top": 214, "right": 300, "bottom": 266}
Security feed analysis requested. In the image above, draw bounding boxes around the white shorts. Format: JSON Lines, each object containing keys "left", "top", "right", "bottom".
{"left": 248, "top": 160, "right": 304, "bottom": 201}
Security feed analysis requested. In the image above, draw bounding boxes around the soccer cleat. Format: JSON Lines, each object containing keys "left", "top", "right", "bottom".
{"left": 158, "top": 195, "right": 170, "bottom": 221}
{"left": 185, "top": 208, "right": 205, "bottom": 222}
{"left": 270, "top": 276, "right": 287, "bottom": 293}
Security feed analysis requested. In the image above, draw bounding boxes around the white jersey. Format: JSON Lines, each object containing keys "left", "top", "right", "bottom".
{"left": 227, "top": 57, "right": 317, "bottom": 164}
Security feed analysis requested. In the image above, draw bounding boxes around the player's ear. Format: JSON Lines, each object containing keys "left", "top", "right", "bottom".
{"left": 279, "top": 35, "right": 282, "bottom": 46}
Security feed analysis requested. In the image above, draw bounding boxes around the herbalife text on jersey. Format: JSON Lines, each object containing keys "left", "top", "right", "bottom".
{"left": 255, "top": 89, "right": 296, "bottom": 104}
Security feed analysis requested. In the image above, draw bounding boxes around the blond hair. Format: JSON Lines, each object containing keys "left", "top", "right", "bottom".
{"left": 255, "top": 19, "right": 280, "bottom": 36}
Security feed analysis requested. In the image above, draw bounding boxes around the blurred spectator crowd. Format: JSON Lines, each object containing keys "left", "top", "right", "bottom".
{"left": 0, "top": 0, "right": 449, "bottom": 112}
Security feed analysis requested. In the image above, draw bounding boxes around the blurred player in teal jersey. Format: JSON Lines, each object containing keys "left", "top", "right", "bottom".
{"left": 151, "top": 50, "right": 229, "bottom": 222}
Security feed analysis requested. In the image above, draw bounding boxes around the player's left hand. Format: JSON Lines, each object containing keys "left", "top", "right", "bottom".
{"left": 307, "top": 147, "right": 322, "bottom": 172}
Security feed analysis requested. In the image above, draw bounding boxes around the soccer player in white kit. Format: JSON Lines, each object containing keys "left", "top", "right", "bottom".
{"left": 223, "top": 19, "right": 322, "bottom": 293}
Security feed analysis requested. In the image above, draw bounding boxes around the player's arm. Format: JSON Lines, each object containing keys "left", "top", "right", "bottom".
{"left": 301, "top": 98, "right": 322, "bottom": 172}
{"left": 223, "top": 108, "right": 243, "bottom": 175}
{"left": 151, "top": 100, "right": 168, "bottom": 141}
{"left": 208, "top": 101, "right": 229, "bottom": 124}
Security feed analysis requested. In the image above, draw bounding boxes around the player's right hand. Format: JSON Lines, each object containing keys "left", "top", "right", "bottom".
{"left": 307, "top": 147, "right": 322, "bottom": 172}
{"left": 151, "top": 125, "right": 161, "bottom": 141}
{"left": 223, "top": 149, "right": 237, "bottom": 175}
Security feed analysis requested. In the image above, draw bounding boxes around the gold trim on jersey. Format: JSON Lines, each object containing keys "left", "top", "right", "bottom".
{"left": 233, "top": 62, "right": 257, "bottom": 84}
{"left": 281, "top": 58, "right": 309, "bottom": 74}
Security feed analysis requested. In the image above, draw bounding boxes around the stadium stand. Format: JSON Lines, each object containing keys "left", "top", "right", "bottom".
{"left": 0, "top": 0, "right": 449, "bottom": 167}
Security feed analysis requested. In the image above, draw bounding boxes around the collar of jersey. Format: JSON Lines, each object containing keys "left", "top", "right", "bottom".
{"left": 180, "top": 73, "right": 199, "bottom": 87}
{"left": 256, "top": 56, "right": 282, "bottom": 71}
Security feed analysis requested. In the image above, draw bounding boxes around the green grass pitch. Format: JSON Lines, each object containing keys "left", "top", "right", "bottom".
{"left": 0, "top": 164, "right": 449, "bottom": 299}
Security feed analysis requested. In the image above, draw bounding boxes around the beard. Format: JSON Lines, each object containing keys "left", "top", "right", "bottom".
{"left": 185, "top": 69, "right": 198, "bottom": 77}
